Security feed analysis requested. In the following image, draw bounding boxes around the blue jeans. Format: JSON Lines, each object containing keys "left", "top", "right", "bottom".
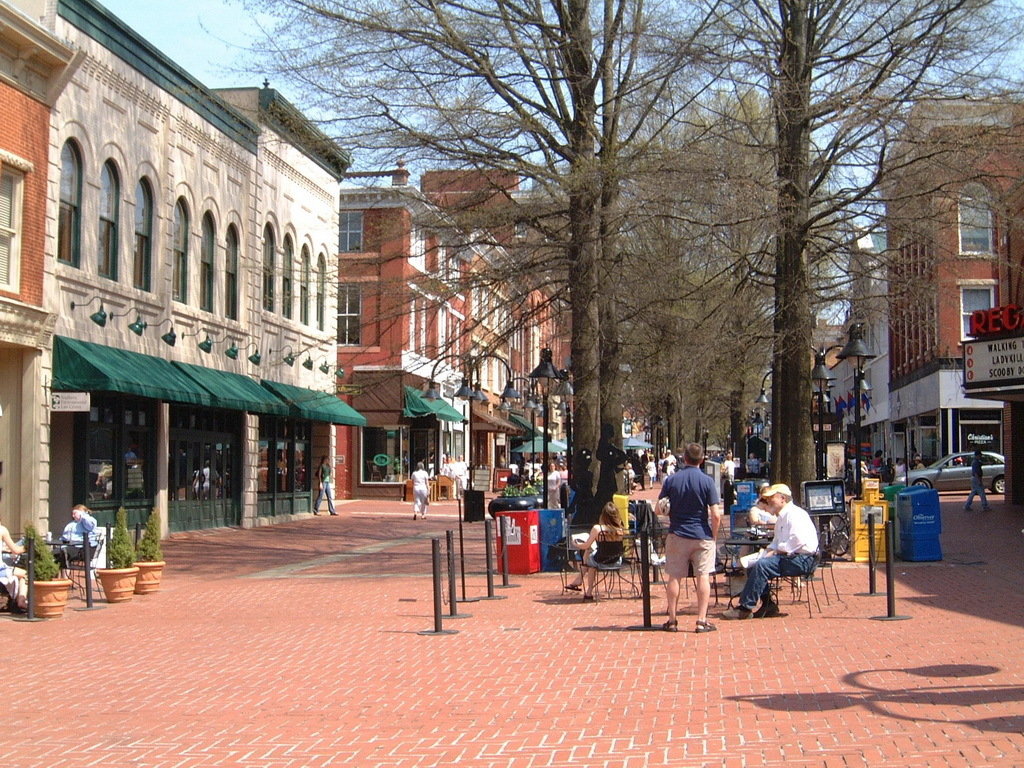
{"left": 965, "top": 476, "right": 989, "bottom": 510}
{"left": 737, "top": 553, "right": 816, "bottom": 611}
{"left": 314, "top": 481, "right": 336, "bottom": 515}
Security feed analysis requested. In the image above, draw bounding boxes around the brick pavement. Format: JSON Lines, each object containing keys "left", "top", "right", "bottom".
{"left": 5, "top": 487, "right": 1023, "bottom": 767}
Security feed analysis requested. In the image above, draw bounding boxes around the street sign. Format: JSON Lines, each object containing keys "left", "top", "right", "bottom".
{"left": 963, "top": 335, "right": 1024, "bottom": 392}
{"left": 51, "top": 392, "right": 91, "bottom": 411}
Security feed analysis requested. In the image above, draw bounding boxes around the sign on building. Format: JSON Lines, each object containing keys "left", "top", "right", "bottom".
{"left": 50, "top": 392, "right": 91, "bottom": 411}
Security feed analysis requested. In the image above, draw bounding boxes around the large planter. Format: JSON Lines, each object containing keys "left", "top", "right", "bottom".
{"left": 33, "top": 579, "right": 72, "bottom": 618}
{"left": 96, "top": 566, "right": 140, "bottom": 603}
{"left": 133, "top": 561, "right": 165, "bottom": 594}
{"left": 488, "top": 494, "right": 544, "bottom": 517}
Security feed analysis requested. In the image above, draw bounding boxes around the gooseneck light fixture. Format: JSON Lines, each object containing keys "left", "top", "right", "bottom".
{"left": 225, "top": 341, "right": 240, "bottom": 360}
{"left": 69, "top": 297, "right": 108, "bottom": 327}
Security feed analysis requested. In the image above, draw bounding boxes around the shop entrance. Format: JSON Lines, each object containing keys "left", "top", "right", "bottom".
{"left": 168, "top": 413, "right": 241, "bottom": 531}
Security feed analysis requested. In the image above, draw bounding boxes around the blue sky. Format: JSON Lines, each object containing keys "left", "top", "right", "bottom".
{"left": 99, "top": 0, "right": 268, "bottom": 91}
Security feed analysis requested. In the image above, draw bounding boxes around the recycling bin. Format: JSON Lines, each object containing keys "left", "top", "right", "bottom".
{"left": 539, "top": 509, "right": 568, "bottom": 572}
{"left": 896, "top": 486, "right": 942, "bottom": 561}
{"left": 494, "top": 509, "right": 541, "bottom": 574}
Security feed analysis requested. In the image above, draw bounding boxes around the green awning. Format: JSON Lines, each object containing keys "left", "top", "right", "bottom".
{"left": 172, "top": 361, "right": 290, "bottom": 416}
{"left": 53, "top": 336, "right": 214, "bottom": 406}
{"left": 403, "top": 386, "right": 465, "bottom": 422}
{"left": 262, "top": 379, "right": 366, "bottom": 426}
{"left": 508, "top": 413, "right": 537, "bottom": 438}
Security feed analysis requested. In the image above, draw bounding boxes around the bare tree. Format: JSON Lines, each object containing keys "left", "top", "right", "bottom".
{"left": 243, "top": 0, "right": 721, "bottom": 457}
{"left": 697, "top": 0, "right": 1023, "bottom": 486}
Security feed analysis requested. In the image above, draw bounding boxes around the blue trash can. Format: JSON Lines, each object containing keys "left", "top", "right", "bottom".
{"left": 896, "top": 486, "right": 942, "bottom": 561}
{"left": 539, "top": 509, "right": 568, "bottom": 572}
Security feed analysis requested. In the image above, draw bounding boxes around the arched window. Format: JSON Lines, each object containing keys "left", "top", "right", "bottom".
{"left": 200, "top": 213, "right": 216, "bottom": 312}
{"left": 959, "top": 183, "right": 994, "bottom": 254}
{"left": 58, "top": 140, "right": 82, "bottom": 266}
{"left": 299, "top": 245, "right": 310, "bottom": 325}
{"left": 225, "top": 224, "right": 239, "bottom": 320}
{"left": 262, "top": 223, "right": 275, "bottom": 311}
{"left": 172, "top": 198, "right": 189, "bottom": 303}
{"left": 133, "top": 178, "right": 153, "bottom": 290}
{"left": 282, "top": 235, "right": 294, "bottom": 319}
{"left": 316, "top": 252, "right": 327, "bottom": 331}
{"left": 98, "top": 161, "right": 119, "bottom": 279}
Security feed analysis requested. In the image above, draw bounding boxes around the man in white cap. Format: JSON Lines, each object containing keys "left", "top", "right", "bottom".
{"left": 722, "top": 483, "right": 819, "bottom": 619}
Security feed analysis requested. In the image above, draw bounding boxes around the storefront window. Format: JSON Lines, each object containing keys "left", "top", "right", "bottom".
{"left": 257, "top": 439, "right": 270, "bottom": 493}
{"left": 87, "top": 397, "right": 154, "bottom": 504}
{"left": 258, "top": 416, "right": 312, "bottom": 495}
{"left": 362, "top": 426, "right": 409, "bottom": 483}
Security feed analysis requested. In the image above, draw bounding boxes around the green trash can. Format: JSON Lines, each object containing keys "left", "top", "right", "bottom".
{"left": 882, "top": 485, "right": 906, "bottom": 549}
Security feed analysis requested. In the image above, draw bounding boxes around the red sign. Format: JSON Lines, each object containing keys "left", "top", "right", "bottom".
{"left": 968, "top": 304, "right": 1024, "bottom": 338}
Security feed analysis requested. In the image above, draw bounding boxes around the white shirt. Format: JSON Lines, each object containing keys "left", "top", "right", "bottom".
{"left": 412, "top": 469, "right": 430, "bottom": 492}
{"left": 722, "top": 459, "right": 736, "bottom": 482}
{"left": 767, "top": 501, "right": 819, "bottom": 556}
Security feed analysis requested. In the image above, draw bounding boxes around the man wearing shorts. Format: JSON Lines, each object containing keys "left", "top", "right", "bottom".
{"left": 655, "top": 443, "right": 722, "bottom": 633}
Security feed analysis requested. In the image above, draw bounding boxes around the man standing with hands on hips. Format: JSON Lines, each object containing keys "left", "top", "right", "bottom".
{"left": 656, "top": 443, "right": 722, "bottom": 634}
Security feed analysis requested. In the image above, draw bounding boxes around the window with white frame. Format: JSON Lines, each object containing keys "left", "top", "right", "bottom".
{"left": 340, "top": 211, "right": 362, "bottom": 252}
{"left": 133, "top": 178, "right": 153, "bottom": 291}
{"left": 337, "top": 283, "right": 361, "bottom": 345}
{"left": 409, "top": 226, "right": 426, "bottom": 272}
{"left": 171, "top": 198, "right": 189, "bottom": 303}
{"left": 98, "top": 160, "right": 120, "bottom": 280}
{"left": 959, "top": 183, "right": 994, "bottom": 255}
{"left": 0, "top": 167, "right": 23, "bottom": 291}
{"left": 961, "top": 284, "right": 996, "bottom": 339}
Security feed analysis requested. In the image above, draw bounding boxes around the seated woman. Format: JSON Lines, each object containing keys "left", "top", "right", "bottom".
{"left": 571, "top": 502, "right": 625, "bottom": 601}
{"left": 0, "top": 518, "right": 27, "bottom": 612}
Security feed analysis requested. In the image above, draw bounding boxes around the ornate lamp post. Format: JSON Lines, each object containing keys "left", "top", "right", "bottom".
{"left": 811, "top": 349, "right": 837, "bottom": 480}
{"left": 529, "top": 348, "right": 559, "bottom": 509}
{"left": 837, "top": 322, "right": 876, "bottom": 497}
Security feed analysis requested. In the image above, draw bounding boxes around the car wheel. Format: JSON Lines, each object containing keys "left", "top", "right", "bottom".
{"left": 993, "top": 476, "right": 1005, "bottom": 494}
{"left": 912, "top": 479, "right": 931, "bottom": 488}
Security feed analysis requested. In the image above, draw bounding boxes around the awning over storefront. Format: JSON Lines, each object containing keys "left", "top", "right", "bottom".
{"left": 471, "top": 403, "right": 524, "bottom": 433}
{"left": 402, "top": 385, "right": 464, "bottom": 422}
{"left": 512, "top": 437, "right": 568, "bottom": 454}
{"left": 508, "top": 413, "right": 536, "bottom": 438}
{"left": 53, "top": 336, "right": 214, "bottom": 406}
{"left": 262, "top": 379, "right": 367, "bottom": 426}
{"left": 173, "top": 361, "right": 290, "bottom": 416}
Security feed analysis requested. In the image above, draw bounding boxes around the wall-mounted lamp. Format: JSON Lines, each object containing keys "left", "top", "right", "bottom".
{"left": 278, "top": 346, "right": 297, "bottom": 366}
{"left": 318, "top": 360, "right": 331, "bottom": 374}
{"left": 161, "top": 328, "right": 177, "bottom": 347}
{"left": 247, "top": 344, "right": 262, "bottom": 366}
{"left": 142, "top": 318, "right": 176, "bottom": 346}
{"left": 302, "top": 357, "right": 314, "bottom": 370}
{"left": 127, "top": 315, "right": 147, "bottom": 336}
{"left": 225, "top": 341, "right": 240, "bottom": 360}
{"left": 198, "top": 335, "right": 214, "bottom": 354}
{"left": 69, "top": 297, "right": 108, "bottom": 327}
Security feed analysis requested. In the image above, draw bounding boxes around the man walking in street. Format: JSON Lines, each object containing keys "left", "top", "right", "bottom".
{"left": 656, "top": 443, "right": 722, "bottom": 634}
{"left": 964, "top": 449, "right": 991, "bottom": 511}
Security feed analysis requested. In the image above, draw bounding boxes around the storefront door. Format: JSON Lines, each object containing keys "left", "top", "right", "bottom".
{"left": 168, "top": 429, "right": 240, "bottom": 531}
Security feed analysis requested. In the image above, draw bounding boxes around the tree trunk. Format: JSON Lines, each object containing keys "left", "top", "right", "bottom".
{"left": 771, "top": 0, "right": 816, "bottom": 488}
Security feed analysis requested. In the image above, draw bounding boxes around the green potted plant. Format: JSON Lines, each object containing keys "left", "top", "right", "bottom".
{"left": 133, "top": 508, "right": 165, "bottom": 595}
{"left": 96, "top": 507, "right": 139, "bottom": 602}
{"left": 488, "top": 481, "right": 544, "bottom": 516}
{"left": 22, "top": 525, "right": 71, "bottom": 618}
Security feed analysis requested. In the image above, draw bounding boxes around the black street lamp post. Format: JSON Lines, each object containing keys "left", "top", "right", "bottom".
{"left": 811, "top": 349, "right": 837, "bottom": 480}
{"left": 837, "top": 323, "right": 876, "bottom": 497}
{"left": 529, "top": 348, "right": 559, "bottom": 509}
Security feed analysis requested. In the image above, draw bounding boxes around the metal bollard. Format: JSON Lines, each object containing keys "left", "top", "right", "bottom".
{"left": 418, "top": 538, "right": 457, "bottom": 636}
{"left": 871, "top": 520, "right": 911, "bottom": 622}
{"left": 14, "top": 537, "right": 41, "bottom": 622}
{"left": 75, "top": 534, "right": 104, "bottom": 612}
{"left": 857, "top": 512, "right": 882, "bottom": 597}
{"left": 496, "top": 515, "right": 519, "bottom": 589}
{"left": 445, "top": 530, "right": 470, "bottom": 619}
{"left": 477, "top": 519, "right": 506, "bottom": 601}
{"left": 627, "top": 529, "right": 658, "bottom": 631}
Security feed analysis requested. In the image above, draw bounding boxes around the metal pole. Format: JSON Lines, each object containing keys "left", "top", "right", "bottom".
{"left": 866, "top": 513, "right": 879, "bottom": 595}
{"left": 627, "top": 528, "right": 658, "bottom": 631}
{"left": 817, "top": 389, "right": 825, "bottom": 480}
{"left": 872, "top": 519, "right": 911, "bottom": 621}
{"left": 75, "top": 533, "right": 104, "bottom": 611}
{"left": 499, "top": 515, "right": 510, "bottom": 586}
{"left": 542, "top": 392, "right": 550, "bottom": 509}
{"left": 418, "top": 538, "right": 457, "bottom": 636}
{"left": 477, "top": 518, "right": 506, "bottom": 601}
{"left": 446, "top": 530, "right": 470, "bottom": 619}
{"left": 854, "top": 364, "right": 863, "bottom": 497}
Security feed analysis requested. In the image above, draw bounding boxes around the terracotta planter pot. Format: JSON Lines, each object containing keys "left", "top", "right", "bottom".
{"left": 32, "top": 579, "right": 72, "bottom": 618}
{"left": 133, "top": 561, "right": 165, "bottom": 594}
{"left": 96, "top": 566, "right": 140, "bottom": 603}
